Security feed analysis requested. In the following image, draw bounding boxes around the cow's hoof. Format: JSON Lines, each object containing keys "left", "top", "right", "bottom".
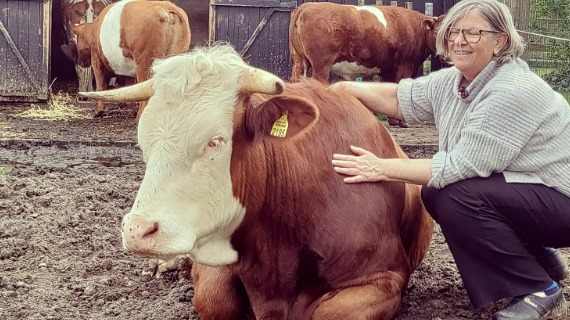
{"left": 398, "top": 122, "right": 411, "bottom": 128}
{"left": 387, "top": 119, "right": 400, "bottom": 126}
{"left": 93, "top": 110, "right": 105, "bottom": 118}
{"left": 145, "top": 255, "right": 193, "bottom": 280}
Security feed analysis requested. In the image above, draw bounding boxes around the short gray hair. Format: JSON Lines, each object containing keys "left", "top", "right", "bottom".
{"left": 435, "top": 0, "right": 525, "bottom": 65}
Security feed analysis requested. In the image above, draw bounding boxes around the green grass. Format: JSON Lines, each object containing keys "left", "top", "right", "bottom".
{"left": 563, "top": 91, "right": 570, "bottom": 104}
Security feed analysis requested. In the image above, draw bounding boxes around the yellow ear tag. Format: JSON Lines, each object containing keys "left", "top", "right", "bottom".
{"left": 270, "top": 112, "right": 289, "bottom": 138}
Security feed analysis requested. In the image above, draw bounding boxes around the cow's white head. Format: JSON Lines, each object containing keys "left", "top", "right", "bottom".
{"left": 79, "top": 44, "right": 284, "bottom": 266}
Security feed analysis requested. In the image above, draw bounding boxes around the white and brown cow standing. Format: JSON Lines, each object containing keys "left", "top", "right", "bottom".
{"left": 289, "top": 2, "right": 442, "bottom": 127}
{"left": 70, "top": 0, "right": 191, "bottom": 120}
{"left": 60, "top": 0, "right": 113, "bottom": 93}
{"left": 79, "top": 44, "right": 433, "bottom": 319}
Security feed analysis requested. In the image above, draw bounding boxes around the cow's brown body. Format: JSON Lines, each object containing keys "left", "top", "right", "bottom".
{"left": 289, "top": 3, "right": 439, "bottom": 84}
{"left": 192, "top": 79, "right": 433, "bottom": 319}
{"left": 80, "top": 45, "right": 434, "bottom": 319}
{"left": 60, "top": 0, "right": 111, "bottom": 92}
{"left": 289, "top": 3, "right": 440, "bottom": 128}
{"left": 72, "top": 0, "right": 191, "bottom": 119}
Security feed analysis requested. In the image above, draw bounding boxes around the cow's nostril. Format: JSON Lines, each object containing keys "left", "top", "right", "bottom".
{"left": 142, "top": 222, "right": 159, "bottom": 238}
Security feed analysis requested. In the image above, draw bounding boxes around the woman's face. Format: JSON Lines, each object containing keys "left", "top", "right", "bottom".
{"left": 446, "top": 11, "right": 506, "bottom": 81}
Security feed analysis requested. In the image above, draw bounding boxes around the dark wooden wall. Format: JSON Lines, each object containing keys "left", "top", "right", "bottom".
{"left": 213, "top": 0, "right": 457, "bottom": 80}
{"left": 171, "top": 0, "right": 210, "bottom": 48}
{"left": 0, "top": 0, "right": 51, "bottom": 102}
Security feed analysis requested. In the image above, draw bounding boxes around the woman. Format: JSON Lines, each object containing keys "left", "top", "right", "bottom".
{"left": 330, "top": 0, "right": 570, "bottom": 319}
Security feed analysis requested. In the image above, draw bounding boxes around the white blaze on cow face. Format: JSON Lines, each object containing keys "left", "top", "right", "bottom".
{"left": 121, "top": 46, "right": 255, "bottom": 267}
{"left": 99, "top": 0, "right": 136, "bottom": 76}
{"left": 355, "top": 6, "right": 389, "bottom": 29}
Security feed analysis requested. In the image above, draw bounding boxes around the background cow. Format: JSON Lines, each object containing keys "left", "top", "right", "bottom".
{"left": 70, "top": 0, "right": 191, "bottom": 120}
{"left": 289, "top": 3, "right": 442, "bottom": 128}
{"left": 79, "top": 44, "right": 433, "bottom": 319}
{"left": 60, "top": 0, "right": 113, "bottom": 93}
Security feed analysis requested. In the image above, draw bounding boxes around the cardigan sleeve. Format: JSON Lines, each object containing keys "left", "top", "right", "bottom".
{"left": 397, "top": 77, "right": 436, "bottom": 124}
{"left": 428, "top": 89, "right": 542, "bottom": 188}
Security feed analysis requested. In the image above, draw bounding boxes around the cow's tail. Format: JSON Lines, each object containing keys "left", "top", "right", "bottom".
{"left": 289, "top": 5, "right": 309, "bottom": 82}
{"left": 156, "top": 5, "right": 191, "bottom": 54}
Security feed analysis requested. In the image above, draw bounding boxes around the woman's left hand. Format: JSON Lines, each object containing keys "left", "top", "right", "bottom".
{"left": 332, "top": 145, "right": 386, "bottom": 183}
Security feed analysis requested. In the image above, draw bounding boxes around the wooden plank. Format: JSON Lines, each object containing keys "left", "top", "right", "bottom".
{"left": 214, "top": 0, "right": 296, "bottom": 8}
{"left": 4, "top": 0, "right": 22, "bottom": 93}
{"left": 209, "top": 0, "right": 216, "bottom": 42}
{"left": 273, "top": 10, "right": 290, "bottom": 79}
{"left": 0, "top": 0, "right": 49, "bottom": 100}
{"left": 246, "top": 7, "right": 262, "bottom": 67}
{"left": 0, "top": 1, "right": 6, "bottom": 91}
{"left": 216, "top": 5, "right": 230, "bottom": 43}
{"left": 239, "top": 7, "right": 275, "bottom": 56}
{"left": 42, "top": 0, "right": 52, "bottom": 97}
{"left": 267, "top": 9, "right": 280, "bottom": 77}
{"left": 255, "top": 7, "right": 269, "bottom": 73}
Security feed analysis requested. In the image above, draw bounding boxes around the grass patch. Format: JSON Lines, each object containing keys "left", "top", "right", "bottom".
{"left": 18, "top": 92, "right": 90, "bottom": 121}
{"left": 0, "top": 166, "right": 13, "bottom": 175}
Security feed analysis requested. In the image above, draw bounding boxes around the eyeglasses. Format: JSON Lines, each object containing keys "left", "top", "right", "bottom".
{"left": 444, "top": 27, "right": 501, "bottom": 44}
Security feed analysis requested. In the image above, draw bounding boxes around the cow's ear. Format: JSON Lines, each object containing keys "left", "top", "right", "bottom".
{"left": 245, "top": 94, "right": 319, "bottom": 141}
{"left": 422, "top": 18, "right": 436, "bottom": 30}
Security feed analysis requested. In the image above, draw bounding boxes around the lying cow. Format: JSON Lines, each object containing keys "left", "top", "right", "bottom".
{"left": 60, "top": 0, "right": 113, "bottom": 93}
{"left": 79, "top": 44, "right": 433, "bottom": 319}
{"left": 70, "top": 0, "right": 191, "bottom": 120}
{"left": 289, "top": 2, "right": 442, "bottom": 128}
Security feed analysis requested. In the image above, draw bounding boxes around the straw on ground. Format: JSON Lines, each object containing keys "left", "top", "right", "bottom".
{"left": 18, "top": 92, "right": 90, "bottom": 121}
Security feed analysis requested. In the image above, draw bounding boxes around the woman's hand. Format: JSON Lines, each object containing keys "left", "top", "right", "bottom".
{"left": 332, "top": 145, "right": 387, "bottom": 183}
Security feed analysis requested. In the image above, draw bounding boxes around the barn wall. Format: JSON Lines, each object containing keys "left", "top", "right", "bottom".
{"left": 50, "top": 0, "right": 211, "bottom": 89}
{"left": 0, "top": 0, "right": 51, "bottom": 102}
{"left": 213, "top": 0, "right": 456, "bottom": 80}
{"left": 171, "top": 0, "right": 210, "bottom": 48}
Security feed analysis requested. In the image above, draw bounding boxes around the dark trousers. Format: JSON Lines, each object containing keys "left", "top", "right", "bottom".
{"left": 421, "top": 173, "right": 570, "bottom": 308}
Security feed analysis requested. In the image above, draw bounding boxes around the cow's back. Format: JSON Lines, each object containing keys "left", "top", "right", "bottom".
{"left": 290, "top": 2, "right": 437, "bottom": 82}
{"left": 95, "top": 0, "right": 191, "bottom": 76}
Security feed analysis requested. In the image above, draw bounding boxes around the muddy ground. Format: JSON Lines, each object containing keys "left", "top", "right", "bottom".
{"left": 0, "top": 100, "right": 568, "bottom": 320}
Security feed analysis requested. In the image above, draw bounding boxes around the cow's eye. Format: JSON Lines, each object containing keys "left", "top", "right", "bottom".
{"left": 205, "top": 136, "right": 225, "bottom": 151}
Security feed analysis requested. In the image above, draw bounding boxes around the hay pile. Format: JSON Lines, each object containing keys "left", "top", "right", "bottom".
{"left": 18, "top": 92, "right": 90, "bottom": 121}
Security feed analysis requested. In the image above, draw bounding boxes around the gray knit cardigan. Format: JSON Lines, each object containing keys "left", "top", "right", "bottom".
{"left": 397, "top": 58, "right": 570, "bottom": 197}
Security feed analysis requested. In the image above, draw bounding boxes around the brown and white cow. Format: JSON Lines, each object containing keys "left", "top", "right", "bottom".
{"left": 79, "top": 44, "right": 433, "bottom": 319}
{"left": 289, "top": 2, "right": 442, "bottom": 128}
{"left": 60, "top": 0, "right": 113, "bottom": 93}
{"left": 70, "top": 0, "right": 191, "bottom": 120}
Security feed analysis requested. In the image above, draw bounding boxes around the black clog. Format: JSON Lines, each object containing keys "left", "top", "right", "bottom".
{"left": 492, "top": 289, "right": 567, "bottom": 320}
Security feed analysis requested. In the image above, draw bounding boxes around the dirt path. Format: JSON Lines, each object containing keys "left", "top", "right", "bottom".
{"left": 0, "top": 104, "right": 567, "bottom": 320}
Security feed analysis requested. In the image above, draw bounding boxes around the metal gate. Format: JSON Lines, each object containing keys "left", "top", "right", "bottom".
{"left": 0, "top": 0, "right": 51, "bottom": 102}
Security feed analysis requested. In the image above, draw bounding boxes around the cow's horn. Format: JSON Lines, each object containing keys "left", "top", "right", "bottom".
{"left": 239, "top": 68, "right": 285, "bottom": 95}
{"left": 77, "top": 79, "right": 155, "bottom": 102}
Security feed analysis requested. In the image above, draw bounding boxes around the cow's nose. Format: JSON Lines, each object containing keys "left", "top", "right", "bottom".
{"left": 122, "top": 217, "right": 160, "bottom": 253}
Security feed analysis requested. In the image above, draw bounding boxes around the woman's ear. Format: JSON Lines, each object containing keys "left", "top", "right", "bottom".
{"left": 494, "top": 33, "right": 508, "bottom": 55}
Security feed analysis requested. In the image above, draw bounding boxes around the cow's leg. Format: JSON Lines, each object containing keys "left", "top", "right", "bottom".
{"left": 92, "top": 60, "right": 109, "bottom": 118}
{"left": 309, "top": 58, "right": 334, "bottom": 84}
{"left": 311, "top": 272, "right": 408, "bottom": 320}
{"left": 290, "top": 51, "right": 306, "bottom": 82}
{"left": 191, "top": 263, "right": 250, "bottom": 320}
